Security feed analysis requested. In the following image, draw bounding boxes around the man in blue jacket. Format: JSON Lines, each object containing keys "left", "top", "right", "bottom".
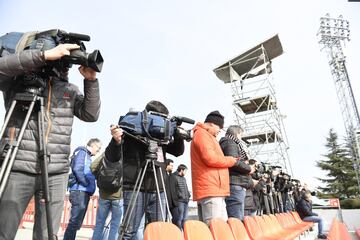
{"left": 64, "top": 138, "right": 102, "bottom": 240}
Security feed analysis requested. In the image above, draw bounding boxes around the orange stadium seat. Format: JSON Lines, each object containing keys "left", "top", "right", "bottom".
{"left": 262, "top": 215, "right": 299, "bottom": 239}
{"left": 356, "top": 228, "right": 360, "bottom": 238}
{"left": 183, "top": 220, "right": 214, "bottom": 240}
{"left": 144, "top": 221, "right": 183, "bottom": 240}
{"left": 338, "top": 222, "right": 352, "bottom": 240}
{"left": 209, "top": 218, "right": 235, "bottom": 240}
{"left": 290, "top": 211, "right": 313, "bottom": 230}
{"left": 283, "top": 212, "right": 310, "bottom": 232}
{"left": 254, "top": 215, "right": 294, "bottom": 240}
{"left": 243, "top": 216, "right": 265, "bottom": 240}
{"left": 275, "top": 213, "right": 307, "bottom": 234}
{"left": 227, "top": 218, "right": 251, "bottom": 240}
{"left": 327, "top": 218, "right": 352, "bottom": 240}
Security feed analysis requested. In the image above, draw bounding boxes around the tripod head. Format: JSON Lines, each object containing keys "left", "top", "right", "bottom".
{"left": 121, "top": 129, "right": 166, "bottom": 169}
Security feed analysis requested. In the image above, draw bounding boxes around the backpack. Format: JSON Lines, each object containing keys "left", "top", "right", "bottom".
{"left": 0, "top": 31, "right": 38, "bottom": 57}
{"left": 94, "top": 154, "right": 123, "bottom": 192}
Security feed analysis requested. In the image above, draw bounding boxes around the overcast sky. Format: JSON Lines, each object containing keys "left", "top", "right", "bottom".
{"left": 1, "top": 0, "right": 360, "bottom": 194}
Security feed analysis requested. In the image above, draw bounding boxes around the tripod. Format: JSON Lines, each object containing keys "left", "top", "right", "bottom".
{"left": 118, "top": 133, "right": 172, "bottom": 240}
{"left": 0, "top": 89, "right": 57, "bottom": 240}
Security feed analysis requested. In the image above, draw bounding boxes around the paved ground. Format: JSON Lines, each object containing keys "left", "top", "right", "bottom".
{"left": 15, "top": 209, "right": 360, "bottom": 240}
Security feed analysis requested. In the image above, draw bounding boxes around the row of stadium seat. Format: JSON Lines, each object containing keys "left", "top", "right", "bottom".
{"left": 143, "top": 211, "right": 314, "bottom": 240}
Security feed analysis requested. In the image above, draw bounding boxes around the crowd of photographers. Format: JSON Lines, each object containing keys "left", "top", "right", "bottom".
{"left": 0, "top": 30, "right": 326, "bottom": 240}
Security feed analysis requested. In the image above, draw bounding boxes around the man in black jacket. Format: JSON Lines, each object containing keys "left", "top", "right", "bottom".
{"left": 0, "top": 35, "right": 100, "bottom": 240}
{"left": 105, "top": 100, "right": 184, "bottom": 240}
{"left": 296, "top": 192, "right": 327, "bottom": 239}
{"left": 169, "top": 164, "right": 190, "bottom": 230}
{"left": 219, "top": 125, "right": 255, "bottom": 220}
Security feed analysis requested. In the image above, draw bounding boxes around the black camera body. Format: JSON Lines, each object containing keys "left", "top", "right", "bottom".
{"left": 35, "top": 29, "right": 104, "bottom": 73}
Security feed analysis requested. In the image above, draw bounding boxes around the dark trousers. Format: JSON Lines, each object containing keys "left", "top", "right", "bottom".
{"left": 63, "top": 190, "right": 90, "bottom": 240}
{"left": 171, "top": 202, "right": 189, "bottom": 230}
{"left": 0, "top": 172, "right": 67, "bottom": 240}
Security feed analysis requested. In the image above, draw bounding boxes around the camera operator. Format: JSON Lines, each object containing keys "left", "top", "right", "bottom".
{"left": 277, "top": 173, "right": 294, "bottom": 212}
{"left": 244, "top": 159, "right": 264, "bottom": 217}
{"left": 219, "top": 125, "right": 254, "bottom": 221}
{"left": 105, "top": 100, "right": 184, "bottom": 240}
{"left": 291, "top": 179, "right": 302, "bottom": 204}
{"left": 0, "top": 37, "right": 100, "bottom": 239}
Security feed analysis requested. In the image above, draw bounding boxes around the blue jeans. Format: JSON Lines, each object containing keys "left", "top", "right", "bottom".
{"left": 92, "top": 198, "right": 123, "bottom": 240}
{"left": 134, "top": 215, "right": 145, "bottom": 240}
{"left": 225, "top": 185, "right": 246, "bottom": 220}
{"left": 63, "top": 190, "right": 90, "bottom": 240}
{"left": 171, "top": 202, "right": 189, "bottom": 230}
{"left": 303, "top": 215, "right": 324, "bottom": 235}
{"left": 121, "top": 190, "right": 165, "bottom": 240}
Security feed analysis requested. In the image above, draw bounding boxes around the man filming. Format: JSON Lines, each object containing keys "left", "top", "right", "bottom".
{"left": 104, "top": 100, "right": 185, "bottom": 240}
{"left": 0, "top": 36, "right": 101, "bottom": 239}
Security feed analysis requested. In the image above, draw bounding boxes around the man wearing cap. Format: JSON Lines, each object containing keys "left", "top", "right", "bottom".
{"left": 190, "top": 110, "right": 242, "bottom": 224}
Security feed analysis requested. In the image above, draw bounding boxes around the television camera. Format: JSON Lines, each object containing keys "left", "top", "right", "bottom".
{"left": 118, "top": 110, "right": 194, "bottom": 144}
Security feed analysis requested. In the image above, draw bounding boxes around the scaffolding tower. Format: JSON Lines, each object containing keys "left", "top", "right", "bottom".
{"left": 214, "top": 35, "right": 293, "bottom": 175}
{"left": 317, "top": 14, "right": 360, "bottom": 193}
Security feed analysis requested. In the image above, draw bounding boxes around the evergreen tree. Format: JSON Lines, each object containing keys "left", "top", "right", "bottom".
{"left": 316, "top": 128, "right": 359, "bottom": 198}
{"left": 342, "top": 129, "right": 360, "bottom": 197}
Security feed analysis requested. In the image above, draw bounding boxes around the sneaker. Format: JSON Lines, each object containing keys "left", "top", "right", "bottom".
{"left": 317, "top": 233, "right": 327, "bottom": 239}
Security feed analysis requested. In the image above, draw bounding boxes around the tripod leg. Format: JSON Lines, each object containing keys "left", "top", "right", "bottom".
{"left": 0, "top": 96, "right": 37, "bottom": 198}
{"left": 158, "top": 167, "right": 172, "bottom": 222}
{"left": 151, "top": 163, "right": 165, "bottom": 221}
{"left": 119, "top": 160, "right": 150, "bottom": 240}
{"left": 37, "top": 96, "right": 56, "bottom": 240}
{"left": 0, "top": 99, "right": 17, "bottom": 140}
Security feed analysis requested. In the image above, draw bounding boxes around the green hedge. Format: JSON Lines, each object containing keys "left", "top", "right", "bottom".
{"left": 340, "top": 198, "right": 360, "bottom": 209}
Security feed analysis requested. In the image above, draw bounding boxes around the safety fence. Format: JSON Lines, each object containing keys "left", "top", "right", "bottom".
{"left": 19, "top": 195, "right": 99, "bottom": 231}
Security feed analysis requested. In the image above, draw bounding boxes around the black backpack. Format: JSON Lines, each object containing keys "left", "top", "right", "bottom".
{"left": 95, "top": 155, "right": 122, "bottom": 192}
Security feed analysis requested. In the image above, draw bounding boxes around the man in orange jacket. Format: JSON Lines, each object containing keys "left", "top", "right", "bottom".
{"left": 191, "top": 110, "right": 240, "bottom": 224}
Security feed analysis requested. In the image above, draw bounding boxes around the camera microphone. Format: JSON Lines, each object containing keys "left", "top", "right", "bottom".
{"left": 172, "top": 116, "right": 195, "bottom": 125}
{"left": 68, "top": 32, "right": 90, "bottom": 41}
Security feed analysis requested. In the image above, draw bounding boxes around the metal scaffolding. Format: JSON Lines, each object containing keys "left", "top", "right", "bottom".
{"left": 214, "top": 35, "right": 293, "bottom": 175}
{"left": 317, "top": 14, "right": 360, "bottom": 193}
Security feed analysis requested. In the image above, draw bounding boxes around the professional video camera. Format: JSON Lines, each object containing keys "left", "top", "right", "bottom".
{"left": 34, "top": 29, "right": 103, "bottom": 75}
{"left": 250, "top": 160, "right": 272, "bottom": 180}
{"left": 118, "top": 110, "right": 194, "bottom": 144}
{"left": 274, "top": 171, "right": 291, "bottom": 192}
{"left": 0, "top": 29, "right": 103, "bottom": 80}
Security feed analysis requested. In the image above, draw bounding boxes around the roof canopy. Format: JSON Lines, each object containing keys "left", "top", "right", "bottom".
{"left": 213, "top": 34, "right": 283, "bottom": 83}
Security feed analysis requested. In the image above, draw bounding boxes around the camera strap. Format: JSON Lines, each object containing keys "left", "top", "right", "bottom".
{"left": 141, "top": 109, "right": 152, "bottom": 139}
{"left": 15, "top": 31, "right": 38, "bottom": 52}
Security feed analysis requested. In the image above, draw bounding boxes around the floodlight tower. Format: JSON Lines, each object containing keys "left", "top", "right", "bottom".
{"left": 318, "top": 14, "right": 360, "bottom": 193}
{"left": 213, "top": 35, "right": 293, "bottom": 175}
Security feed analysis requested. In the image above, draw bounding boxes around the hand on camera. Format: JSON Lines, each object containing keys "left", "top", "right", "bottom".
{"left": 44, "top": 44, "right": 80, "bottom": 61}
{"left": 250, "top": 165, "right": 256, "bottom": 174}
{"left": 110, "top": 125, "right": 123, "bottom": 144}
{"left": 79, "top": 66, "right": 97, "bottom": 81}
